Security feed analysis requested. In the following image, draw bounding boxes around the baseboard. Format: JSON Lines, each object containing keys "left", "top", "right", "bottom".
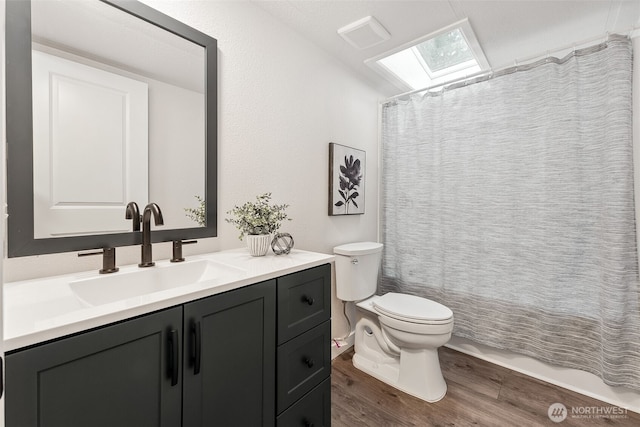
{"left": 331, "top": 331, "right": 355, "bottom": 360}
{"left": 446, "top": 336, "right": 640, "bottom": 415}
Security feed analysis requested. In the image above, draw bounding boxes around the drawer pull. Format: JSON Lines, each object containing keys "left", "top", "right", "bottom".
{"left": 303, "top": 357, "right": 315, "bottom": 368}
{"left": 302, "top": 419, "right": 314, "bottom": 427}
{"left": 301, "top": 295, "right": 315, "bottom": 305}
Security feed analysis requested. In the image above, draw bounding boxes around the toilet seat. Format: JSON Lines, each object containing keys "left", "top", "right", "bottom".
{"left": 373, "top": 293, "right": 453, "bottom": 325}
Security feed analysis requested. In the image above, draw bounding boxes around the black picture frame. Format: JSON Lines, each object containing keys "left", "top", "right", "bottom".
{"left": 328, "top": 143, "right": 365, "bottom": 216}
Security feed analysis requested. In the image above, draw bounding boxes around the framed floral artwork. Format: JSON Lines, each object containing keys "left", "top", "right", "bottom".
{"left": 329, "top": 143, "right": 365, "bottom": 215}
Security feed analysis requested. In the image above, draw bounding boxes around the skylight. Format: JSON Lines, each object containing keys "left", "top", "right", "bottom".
{"left": 417, "top": 28, "right": 474, "bottom": 72}
{"left": 367, "top": 19, "right": 490, "bottom": 92}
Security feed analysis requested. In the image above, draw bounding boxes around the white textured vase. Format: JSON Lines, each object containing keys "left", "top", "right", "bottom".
{"left": 245, "top": 234, "right": 271, "bottom": 256}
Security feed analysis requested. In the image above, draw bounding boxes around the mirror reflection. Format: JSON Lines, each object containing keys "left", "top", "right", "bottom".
{"left": 31, "top": 0, "right": 206, "bottom": 238}
{"left": 6, "top": 0, "right": 217, "bottom": 257}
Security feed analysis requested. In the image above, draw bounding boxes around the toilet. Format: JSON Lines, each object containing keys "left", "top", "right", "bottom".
{"left": 334, "top": 242, "right": 454, "bottom": 402}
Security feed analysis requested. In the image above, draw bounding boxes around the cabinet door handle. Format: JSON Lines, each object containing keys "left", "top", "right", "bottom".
{"left": 302, "top": 418, "right": 314, "bottom": 427}
{"left": 303, "top": 357, "right": 315, "bottom": 368}
{"left": 168, "top": 329, "right": 179, "bottom": 386}
{"left": 191, "top": 321, "right": 202, "bottom": 375}
{"left": 301, "top": 295, "right": 314, "bottom": 305}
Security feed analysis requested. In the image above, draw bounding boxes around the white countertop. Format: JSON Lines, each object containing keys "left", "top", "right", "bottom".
{"left": 4, "top": 248, "right": 334, "bottom": 352}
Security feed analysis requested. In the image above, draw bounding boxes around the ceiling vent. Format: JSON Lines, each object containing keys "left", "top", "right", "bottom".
{"left": 338, "top": 16, "right": 391, "bottom": 50}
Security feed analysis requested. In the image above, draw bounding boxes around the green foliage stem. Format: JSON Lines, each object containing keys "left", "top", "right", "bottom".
{"left": 184, "top": 195, "right": 206, "bottom": 226}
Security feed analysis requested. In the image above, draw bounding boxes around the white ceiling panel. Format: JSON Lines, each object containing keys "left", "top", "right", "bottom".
{"left": 253, "top": 0, "right": 640, "bottom": 96}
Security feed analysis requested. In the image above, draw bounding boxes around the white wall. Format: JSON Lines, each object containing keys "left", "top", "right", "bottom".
{"left": 148, "top": 79, "right": 205, "bottom": 230}
{"left": 3, "top": 0, "right": 382, "bottom": 343}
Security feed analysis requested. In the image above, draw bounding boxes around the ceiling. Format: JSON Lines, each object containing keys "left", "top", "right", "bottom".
{"left": 253, "top": 0, "right": 640, "bottom": 97}
{"left": 33, "top": 0, "right": 204, "bottom": 93}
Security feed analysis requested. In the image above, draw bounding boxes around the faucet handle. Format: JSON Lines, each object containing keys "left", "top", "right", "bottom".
{"left": 171, "top": 240, "right": 198, "bottom": 263}
{"left": 78, "top": 248, "right": 119, "bottom": 274}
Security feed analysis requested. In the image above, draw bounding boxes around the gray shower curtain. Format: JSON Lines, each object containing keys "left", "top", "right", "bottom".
{"left": 379, "top": 36, "right": 640, "bottom": 390}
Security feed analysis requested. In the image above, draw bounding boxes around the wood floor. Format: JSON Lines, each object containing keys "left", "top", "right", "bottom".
{"left": 331, "top": 347, "right": 640, "bottom": 426}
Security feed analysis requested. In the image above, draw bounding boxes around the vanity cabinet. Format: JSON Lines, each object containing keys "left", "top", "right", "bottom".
{"left": 5, "top": 263, "right": 331, "bottom": 427}
{"left": 6, "top": 280, "right": 276, "bottom": 427}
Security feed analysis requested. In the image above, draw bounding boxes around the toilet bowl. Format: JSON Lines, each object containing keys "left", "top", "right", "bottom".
{"left": 353, "top": 294, "right": 453, "bottom": 402}
{"left": 333, "top": 242, "right": 454, "bottom": 403}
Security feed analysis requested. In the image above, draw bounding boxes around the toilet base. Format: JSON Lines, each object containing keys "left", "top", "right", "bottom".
{"left": 353, "top": 351, "right": 447, "bottom": 403}
{"left": 353, "top": 307, "right": 448, "bottom": 403}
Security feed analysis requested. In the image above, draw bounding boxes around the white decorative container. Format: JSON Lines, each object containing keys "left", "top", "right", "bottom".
{"left": 245, "top": 234, "right": 271, "bottom": 256}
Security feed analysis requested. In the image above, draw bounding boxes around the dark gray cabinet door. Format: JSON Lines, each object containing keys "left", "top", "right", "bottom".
{"left": 5, "top": 306, "right": 183, "bottom": 427}
{"left": 183, "top": 280, "right": 276, "bottom": 427}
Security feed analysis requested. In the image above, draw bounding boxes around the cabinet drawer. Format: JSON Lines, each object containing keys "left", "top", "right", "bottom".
{"left": 277, "top": 377, "right": 331, "bottom": 427}
{"left": 277, "top": 264, "right": 331, "bottom": 344}
{"left": 277, "top": 320, "right": 331, "bottom": 413}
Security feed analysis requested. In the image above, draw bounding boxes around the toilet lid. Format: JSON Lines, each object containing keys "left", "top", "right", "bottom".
{"left": 373, "top": 293, "right": 453, "bottom": 324}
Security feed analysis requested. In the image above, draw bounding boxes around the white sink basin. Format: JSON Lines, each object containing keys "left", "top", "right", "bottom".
{"left": 69, "top": 259, "right": 241, "bottom": 306}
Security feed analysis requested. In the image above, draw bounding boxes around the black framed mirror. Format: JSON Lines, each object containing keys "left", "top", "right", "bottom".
{"left": 6, "top": 0, "right": 217, "bottom": 257}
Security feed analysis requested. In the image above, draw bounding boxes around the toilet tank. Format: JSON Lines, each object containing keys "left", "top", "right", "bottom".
{"left": 333, "top": 242, "right": 383, "bottom": 301}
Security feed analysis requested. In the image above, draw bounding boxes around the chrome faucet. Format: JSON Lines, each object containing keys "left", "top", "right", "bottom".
{"left": 139, "top": 203, "right": 164, "bottom": 267}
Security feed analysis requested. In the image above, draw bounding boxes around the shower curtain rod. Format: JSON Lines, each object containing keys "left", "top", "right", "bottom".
{"left": 382, "top": 29, "right": 636, "bottom": 104}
